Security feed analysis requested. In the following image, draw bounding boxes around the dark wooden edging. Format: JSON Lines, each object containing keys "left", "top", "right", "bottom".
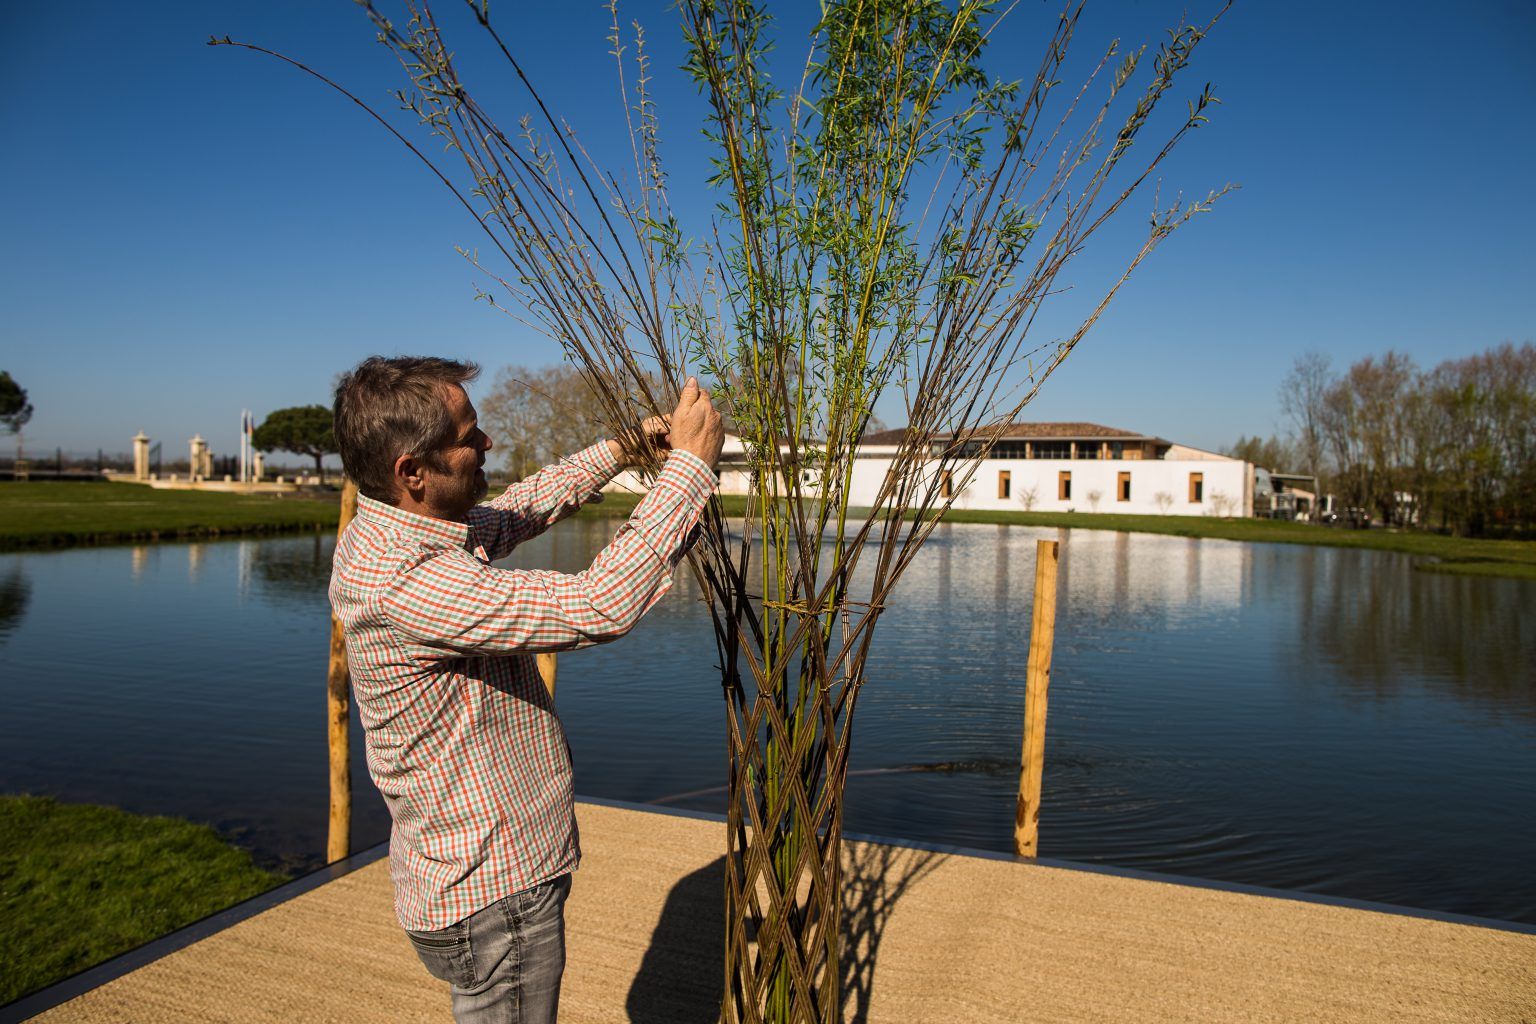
{"left": 0, "top": 844, "right": 388, "bottom": 1023}
{"left": 8, "top": 795, "right": 1534, "bottom": 1022}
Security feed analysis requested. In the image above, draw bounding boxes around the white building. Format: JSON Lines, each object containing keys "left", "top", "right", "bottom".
{"left": 606, "top": 432, "right": 758, "bottom": 496}
{"left": 607, "top": 422, "right": 1257, "bottom": 518}
{"left": 850, "top": 423, "right": 1254, "bottom": 517}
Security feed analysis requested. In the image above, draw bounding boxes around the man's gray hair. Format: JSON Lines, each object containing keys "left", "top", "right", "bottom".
{"left": 333, "top": 356, "right": 481, "bottom": 503}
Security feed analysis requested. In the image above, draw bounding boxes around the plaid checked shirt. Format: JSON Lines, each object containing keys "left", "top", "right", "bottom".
{"left": 329, "top": 441, "right": 715, "bottom": 930}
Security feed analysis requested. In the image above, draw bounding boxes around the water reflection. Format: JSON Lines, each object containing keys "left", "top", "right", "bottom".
{"left": 249, "top": 534, "right": 335, "bottom": 610}
{"left": 1053, "top": 529, "right": 1248, "bottom": 627}
{"left": 0, "top": 526, "right": 1532, "bottom": 923}
{"left": 0, "top": 559, "right": 32, "bottom": 644}
{"left": 1293, "top": 546, "right": 1536, "bottom": 718}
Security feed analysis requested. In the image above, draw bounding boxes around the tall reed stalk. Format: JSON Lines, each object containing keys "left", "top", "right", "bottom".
{"left": 218, "top": 3, "right": 1229, "bottom": 1019}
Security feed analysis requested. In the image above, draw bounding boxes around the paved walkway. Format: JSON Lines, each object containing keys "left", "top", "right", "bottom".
{"left": 31, "top": 801, "right": 1536, "bottom": 1023}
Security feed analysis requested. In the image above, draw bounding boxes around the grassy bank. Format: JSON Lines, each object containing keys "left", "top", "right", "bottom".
{"left": 9, "top": 482, "right": 1525, "bottom": 579}
{"left": 581, "top": 492, "right": 1536, "bottom": 579}
{"left": 0, "top": 482, "right": 339, "bottom": 551}
{"left": 0, "top": 795, "right": 287, "bottom": 1004}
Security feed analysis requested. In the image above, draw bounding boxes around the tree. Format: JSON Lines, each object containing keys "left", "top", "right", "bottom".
{"left": 225, "top": 2, "right": 1231, "bottom": 1017}
{"left": 479, "top": 364, "right": 608, "bottom": 479}
{"left": 0, "top": 371, "right": 33, "bottom": 464}
{"left": 1320, "top": 352, "right": 1417, "bottom": 525}
{"left": 1424, "top": 342, "right": 1536, "bottom": 535}
{"left": 1224, "top": 434, "right": 1293, "bottom": 471}
{"left": 1279, "top": 352, "right": 1331, "bottom": 481}
{"left": 252, "top": 405, "right": 336, "bottom": 483}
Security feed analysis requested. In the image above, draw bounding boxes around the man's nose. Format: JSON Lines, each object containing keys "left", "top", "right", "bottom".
{"left": 481, "top": 432, "right": 493, "bottom": 452}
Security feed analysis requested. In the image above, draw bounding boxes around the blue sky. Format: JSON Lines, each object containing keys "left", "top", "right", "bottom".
{"left": 3, "top": 1, "right": 1533, "bottom": 461}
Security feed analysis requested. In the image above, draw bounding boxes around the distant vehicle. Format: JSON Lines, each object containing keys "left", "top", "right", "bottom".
{"left": 1322, "top": 507, "right": 1372, "bottom": 528}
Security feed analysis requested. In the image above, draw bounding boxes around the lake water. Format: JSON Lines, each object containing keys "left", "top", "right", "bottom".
{"left": 1, "top": 522, "right": 1533, "bottom": 924}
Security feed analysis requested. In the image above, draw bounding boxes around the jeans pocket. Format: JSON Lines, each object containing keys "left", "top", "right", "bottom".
{"left": 406, "top": 922, "right": 477, "bottom": 989}
{"left": 516, "top": 873, "right": 572, "bottom": 919}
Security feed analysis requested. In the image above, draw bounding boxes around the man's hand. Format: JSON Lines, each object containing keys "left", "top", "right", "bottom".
{"left": 608, "top": 414, "right": 673, "bottom": 468}
{"left": 639, "top": 414, "right": 671, "bottom": 454}
{"left": 669, "top": 377, "right": 724, "bottom": 471}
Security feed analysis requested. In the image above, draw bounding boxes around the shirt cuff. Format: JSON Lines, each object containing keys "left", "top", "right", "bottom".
{"left": 653, "top": 450, "right": 718, "bottom": 506}
{"left": 568, "top": 440, "right": 624, "bottom": 486}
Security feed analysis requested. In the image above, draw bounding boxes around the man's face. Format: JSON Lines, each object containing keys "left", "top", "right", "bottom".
{"left": 423, "top": 385, "right": 493, "bottom": 520}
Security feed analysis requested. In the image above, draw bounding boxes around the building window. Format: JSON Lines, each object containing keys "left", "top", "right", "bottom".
{"left": 1118, "top": 471, "right": 1131, "bottom": 502}
{"left": 1189, "top": 472, "right": 1203, "bottom": 502}
{"left": 998, "top": 470, "right": 1011, "bottom": 499}
{"left": 1058, "top": 471, "right": 1071, "bottom": 501}
{"left": 1110, "top": 441, "right": 1124, "bottom": 460}
{"left": 941, "top": 471, "right": 953, "bottom": 499}
{"left": 1033, "top": 441, "right": 1072, "bottom": 460}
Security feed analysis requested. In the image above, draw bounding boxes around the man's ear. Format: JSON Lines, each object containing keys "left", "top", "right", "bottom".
{"left": 393, "top": 453, "right": 425, "bottom": 498}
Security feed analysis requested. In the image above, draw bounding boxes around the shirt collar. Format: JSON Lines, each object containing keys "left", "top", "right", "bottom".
{"left": 355, "top": 493, "right": 470, "bottom": 549}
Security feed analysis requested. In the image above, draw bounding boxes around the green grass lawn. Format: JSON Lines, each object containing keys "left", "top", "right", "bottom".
{"left": 579, "top": 491, "right": 1536, "bottom": 579}
{"left": 0, "top": 795, "right": 288, "bottom": 1004}
{"left": 0, "top": 482, "right": 340, "bottom": 550}
{"left": 7, "top": 482, "right": 1528, "bottom": 579}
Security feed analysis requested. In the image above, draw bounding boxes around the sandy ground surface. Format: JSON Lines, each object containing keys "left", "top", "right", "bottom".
{"left": 30, "top": 800, "right": 1536, "bottom": 1023}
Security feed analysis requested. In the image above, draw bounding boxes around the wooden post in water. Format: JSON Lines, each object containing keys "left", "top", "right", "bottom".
{"left": 536, "top": 653, "right": 558, "bottom": 698}
{"left": 1014, "top": 538, "right": 1061, "bottom": 858}
{"left": 326, "top": 480, "right": 359, "bottom": 864}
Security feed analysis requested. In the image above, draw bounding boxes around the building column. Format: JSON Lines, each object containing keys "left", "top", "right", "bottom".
{"left": 132, "top": 432, "right": 150, "bottom": 481}
{"left": 190, "top": 435, "right": 207, "bottom": 482}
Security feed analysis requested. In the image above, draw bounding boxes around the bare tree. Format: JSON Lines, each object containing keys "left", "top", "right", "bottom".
{"left": 1320, "top": 352, "right": 1418, "bottom": 525}
{"left": 1086, "top": 489, "right": 1103, "bottom": 512}
{"left": 1224, "top": 433, "right": 1293, "bottom": 471}
{"left": 1016, "top": 483, "right": 1039, "bottom": 512}
{"left": 479, "top": 364, "right": 608, "bottom": 479}
{"left": 1154, "top": 490, "right": 1173, "bottom": 513}
{"left": 1279, "top": 352, "right": 1332, "bottom": 480}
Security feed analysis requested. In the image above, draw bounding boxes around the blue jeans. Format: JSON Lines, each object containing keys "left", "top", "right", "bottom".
{"left": 405, "top": 874, "right": 571, "bottom": 1024}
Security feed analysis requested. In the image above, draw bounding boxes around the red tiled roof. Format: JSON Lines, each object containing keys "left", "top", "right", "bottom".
{"left": 860, "top": 428, "right": 921, "bottom": 445}
{"left": 985, "top": 422, "right": 1152, "bottom": 440}
{"left": 861, "top": 423, "right": 1164, "bottom": 444}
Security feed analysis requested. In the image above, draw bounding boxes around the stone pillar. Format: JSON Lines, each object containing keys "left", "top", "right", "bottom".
{"left": 190, "top": 435, "right": 207, "bottom": 482}
{"left": 132, "top": 432, "right": 150, "bottom": 481}
{"left": 252, "top": 451, "right": 265, "bottom": 481}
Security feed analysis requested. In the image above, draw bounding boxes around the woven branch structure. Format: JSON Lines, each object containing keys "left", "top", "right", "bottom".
{"left": 220, "top": 2, "right": 1229, "bottom": 1020}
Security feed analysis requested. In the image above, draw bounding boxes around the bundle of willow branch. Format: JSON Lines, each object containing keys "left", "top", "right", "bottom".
{"left": 219, "top": 2, "right": 1229, "bottom": 1019}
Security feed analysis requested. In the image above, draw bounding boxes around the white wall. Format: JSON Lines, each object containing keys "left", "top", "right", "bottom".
{"left": 847, "top": 456, "right": 1253, "bottom": 517}
{"left": 602, "top": 437, "right": 1256, "bottom": 517}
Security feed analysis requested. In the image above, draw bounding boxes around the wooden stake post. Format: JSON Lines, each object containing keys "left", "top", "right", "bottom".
{"left": 537, "top": 653, "right": 558, "bottom": 698}
{"left": 1014, "top": 539, "right": 1061, "bottom": 858}
{"left": 326, "top": 481, "right": 359, "bottom": 864}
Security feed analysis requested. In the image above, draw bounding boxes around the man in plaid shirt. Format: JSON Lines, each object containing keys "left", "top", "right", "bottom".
{"left": 329, "top": 356, "right": 722, "bottom": 1023}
